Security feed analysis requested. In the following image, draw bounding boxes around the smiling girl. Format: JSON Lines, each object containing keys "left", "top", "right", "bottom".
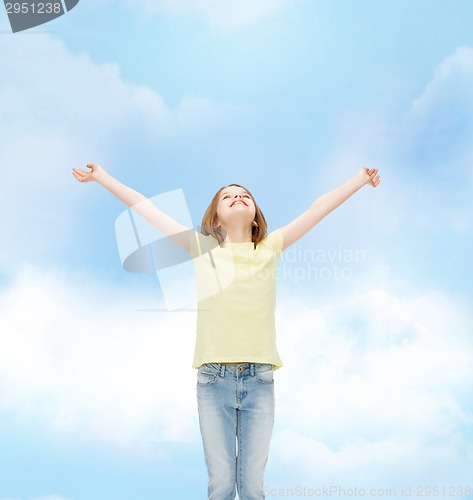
{"left": 72, "top": 164, "right": 380, "bottom": 500}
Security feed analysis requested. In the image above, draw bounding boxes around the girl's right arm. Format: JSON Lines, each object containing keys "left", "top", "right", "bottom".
{"left": 72, "top": 163, "right": 194, "bottom": 253}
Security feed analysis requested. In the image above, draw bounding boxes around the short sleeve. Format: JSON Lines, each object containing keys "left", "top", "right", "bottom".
{"left": 263, "top": 229, "right": 283, "bottom": 257}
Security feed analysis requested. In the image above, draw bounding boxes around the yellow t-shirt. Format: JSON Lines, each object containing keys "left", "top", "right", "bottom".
{"left": 190, "top": 229, "right": 284, "bottom": 369}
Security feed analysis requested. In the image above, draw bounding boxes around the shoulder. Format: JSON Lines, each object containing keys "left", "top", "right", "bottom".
{"left": 260, "top": 228, "right": 283, "bottom": 254}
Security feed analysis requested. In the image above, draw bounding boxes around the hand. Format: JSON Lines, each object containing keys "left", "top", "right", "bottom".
{"left": 358, "top": 167, "right": 380, "bottom": 188}
{"left": 72, "top": 163, "right": 105, "bottom": 183}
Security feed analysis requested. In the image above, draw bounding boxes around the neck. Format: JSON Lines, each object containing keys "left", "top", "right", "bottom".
{"left": 222, "top": 226, "right": 253, "bottom": 243}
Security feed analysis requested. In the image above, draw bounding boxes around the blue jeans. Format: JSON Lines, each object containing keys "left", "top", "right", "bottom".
{"left": 197, "top": 363, "right": 275, "bottom": 500}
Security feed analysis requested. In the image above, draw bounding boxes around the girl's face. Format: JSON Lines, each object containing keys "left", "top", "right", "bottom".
{"left": 216, "top": 185, "right": 256, "bottom": 228}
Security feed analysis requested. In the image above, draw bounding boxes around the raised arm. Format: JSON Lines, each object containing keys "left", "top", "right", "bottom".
{"left": 72, "top": 163, "right": 194, "bottom": 253}
{"left": 279, "top": 167, "right": 380, "bottom": 251}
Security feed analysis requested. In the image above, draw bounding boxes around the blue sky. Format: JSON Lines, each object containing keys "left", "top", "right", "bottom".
{"left": 0, "top": 1, "right": 472, "bottom": 499}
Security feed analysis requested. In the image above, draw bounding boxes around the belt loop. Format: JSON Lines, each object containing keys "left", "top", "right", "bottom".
{"left": 250, "top": 364, "right": 255, "bottom": 377}
{"left": 220, "top": 364, "right": 225, "bottom": 378}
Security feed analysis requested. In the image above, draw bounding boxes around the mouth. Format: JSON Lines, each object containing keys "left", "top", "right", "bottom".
{"left": 230, "top": 200, "right": 248, "bottom": 207}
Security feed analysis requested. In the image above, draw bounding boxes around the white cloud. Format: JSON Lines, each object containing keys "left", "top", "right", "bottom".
{"left": 0, "top": 31, "right": 240, "bottom": 158}
{"left": 310, "top": 45, "right": 473, "bottom": 269}
{"left": 396, "top": 47, "right": 473, "bottom": 238}
{"left": 408, "top": 46, "right": 473, "bottom": 123}
{"left": 0, "top": 38, "right": 472, "bottom": 485}
{"left": 269, "top": 430, "right": 473, "bottom": 494}
{"left": 269, "top": 287, "right": 473, "bottom": 487}
{"left": 0, "top": 262, "right": 472, "bottom": 491}
{"left": 398, "top": 45, "right": 473, "bottom": 184}
{"left": 0, "top": 263, "right": 200, "bottom": 450}
{"left": 269, "top": 48, "right": 473, "bottom": 485}
{"left": 0, "top": 32, "right": 246, "bottom": 271}
{"left": 118, "top": 0, "right": 296, "bottom": 32}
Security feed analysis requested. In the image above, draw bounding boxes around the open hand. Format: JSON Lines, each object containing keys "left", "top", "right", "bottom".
{"left": 72, "top": 163, "right": 104, "bottom": 183}
{"left": 359, "top": 167, "right": 380, "bottom": 188}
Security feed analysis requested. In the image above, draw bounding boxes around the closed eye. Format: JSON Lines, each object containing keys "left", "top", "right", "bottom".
{"left": 221, "top": 193, "right": 251, "bottom": 200}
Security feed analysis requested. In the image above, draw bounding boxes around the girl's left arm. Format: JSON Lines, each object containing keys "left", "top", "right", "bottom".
{"left": 279, "top": 167, "right": 380, "bottom": 251}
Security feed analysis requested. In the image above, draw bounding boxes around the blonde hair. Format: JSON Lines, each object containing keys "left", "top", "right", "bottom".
{"left": 201, "top": 184, "right": 268, "bottom": 249}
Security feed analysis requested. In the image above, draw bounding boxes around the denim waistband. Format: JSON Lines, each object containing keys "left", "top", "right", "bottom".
{"left": 199, "top": 362, "right": 273, "bottom": 377}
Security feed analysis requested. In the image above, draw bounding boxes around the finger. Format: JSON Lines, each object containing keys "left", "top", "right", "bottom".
{"left": 74, "top": 171, "right": 88, "bottom": 181}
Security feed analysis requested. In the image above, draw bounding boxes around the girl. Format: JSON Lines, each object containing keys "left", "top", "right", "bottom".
{"left": 72, "top": 164, "right": 380, "bottom": 499}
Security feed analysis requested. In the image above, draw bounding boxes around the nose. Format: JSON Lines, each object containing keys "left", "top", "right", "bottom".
{"left": 234, "top": 194, "right": 242, "bottom": 198}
